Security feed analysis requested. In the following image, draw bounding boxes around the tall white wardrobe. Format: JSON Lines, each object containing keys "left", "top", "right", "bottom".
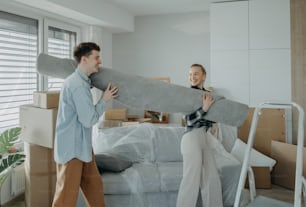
{"left": 210, "top": 0, "right": 291, "bottom": 107}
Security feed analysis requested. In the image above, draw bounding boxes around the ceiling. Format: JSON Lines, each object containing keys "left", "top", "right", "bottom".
{"left": 105, "top": 0, "right": 215, "bottom": 16}
{"left": 9, "top": 0, "right": 229, "bottom": 32}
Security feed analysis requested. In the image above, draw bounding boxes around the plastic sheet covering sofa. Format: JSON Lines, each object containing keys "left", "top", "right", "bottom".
{"left": 76, "top": 123, "right": 242, "bottom": 207}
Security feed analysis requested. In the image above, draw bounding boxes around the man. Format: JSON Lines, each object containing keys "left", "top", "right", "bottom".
{"left": 52, "top": 42, "right": 118, "bottom": 207}
{"left": 176, "top": 64, "right": 223, "bottom": 207}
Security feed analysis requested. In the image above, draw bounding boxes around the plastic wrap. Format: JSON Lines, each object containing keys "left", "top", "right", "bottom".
{"left": 231, "top": 139, "right": 276, "bottom": 170}
{"left": 91, "top": 123, "right": 184, "bottom": 207}
{"left": 84, "top": 123, "right": 244, "bottom": 207}
{"left": 217, "top": 123, "right": 238, "bottom": 153}
{"left": 93, "top": 123, "right": 158, "bottom": 162}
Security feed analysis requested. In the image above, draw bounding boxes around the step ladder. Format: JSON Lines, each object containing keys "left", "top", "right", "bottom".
{"left": 234, "top": 102, "right": 305, "bottom": 207}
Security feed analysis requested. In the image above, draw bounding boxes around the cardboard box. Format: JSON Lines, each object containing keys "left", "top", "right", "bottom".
{"left": 25, "top": 171, "right": 56, "bottom": 207}
{"left": 105, "top": 108, "right": 127, "bottom": 120}
{"left": 238, "top": 108, "right": 286, "bottom": 189}
{"left": 24, "top": 143, "right": 56, "bottom": 207}
{"left": 122, "top": 121, "right": 140, "bottom": 126}
{"left": 33, "top": 91, "right": 60, "bottom": 109}
{"left": 245, "top": 167, "right": 271, "bottom": 189}
{"left": 20, "top": 105, "right": 58, "bottom": 148}
{"left": 24, "top": 142, "right": 56, "bottom": 174}
{"left": 99, "top": 120, "right": 122, "bottom": 128}
{"left": 238, "top": 108, "right": 286, "bottom": 156}
{"left": 271, "top": 140, "right": 306, "bottom": 190}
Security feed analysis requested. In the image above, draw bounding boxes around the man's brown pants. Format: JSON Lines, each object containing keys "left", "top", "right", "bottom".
{"left": 52, "top": 157, "right": 105, "bottom": 207}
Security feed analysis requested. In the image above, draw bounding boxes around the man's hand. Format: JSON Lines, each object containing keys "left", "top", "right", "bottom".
{"left": 202, "top": 92, "right": 214, "bottom": 112}
{"left": 102, "top": 82, "right": 118, "bottom": 102}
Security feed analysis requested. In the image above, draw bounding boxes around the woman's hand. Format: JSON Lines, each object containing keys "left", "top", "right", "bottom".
{"left": 202, "top": 92, "right": 214, "bottom": 112}
{"left": 102, "top": 82, "right": 118, "bottom": 102}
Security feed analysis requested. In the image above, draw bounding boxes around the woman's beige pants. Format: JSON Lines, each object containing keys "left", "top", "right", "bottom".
{"left": 176, "top": 127, "right": 223, "bottom": 207}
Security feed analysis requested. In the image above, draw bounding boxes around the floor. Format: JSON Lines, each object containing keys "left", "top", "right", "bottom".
{"left": 2, "top": 185, "right": 301, "bottom": 207}
{"left": 256, "top": 185, "right": 296, "bottom": 203}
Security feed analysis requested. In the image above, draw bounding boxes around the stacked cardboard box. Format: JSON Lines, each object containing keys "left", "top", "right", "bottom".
{"left": 33, "top": 91, "right": 60, "bottom": 109}
{"left": 103, "top": 108, "right": 153, "bottom": 127}
{"left": 104, "top": 108, "right": 141, "bottom": 126}
{"left": 245, "top": 167, "right": 271, "bottom": 189}
{"left": 20, "top": 91, "right": 59, "bottom": 207}
{"left": 239, "top": 107, "right": 306, "bottom": 190}
{"left": 104, "top": 108, "right": 128, "bottom": 121}
{"left": 238, "top": 108, "right": 286, "bottom": 189}
{"left": 24, "top": 143, "right": 56, "bottom": 207}
{"left": 238, "top": 108, "right": 286, "bottom": 156}
{"left": 19, "top": 105, "right": 58, "bottom": 148}
{"left": 270, "top": 140, "right": 306, "bottom": 190}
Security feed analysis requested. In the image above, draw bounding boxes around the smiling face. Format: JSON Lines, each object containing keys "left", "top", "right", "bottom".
{"left": 189, "top": 65, "right": 206, "bottom": 89}
{"left": 81, "top": 50, "right": 102, "bottom": 76}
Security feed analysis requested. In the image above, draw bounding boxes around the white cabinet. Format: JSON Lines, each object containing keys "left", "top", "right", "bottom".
{"left": 210, "top": 1, "right": 249, "bottom": 50}
{"left": 210, "top": 0, "right": 291, "bottom": 106}
{"left": 211, "top": 50, "right": 249, "bottom": 104}
{"left": 249, "top": 0, "right": 290, "bottom": 49}
{"left": 249, "top": 49, "right": 291, "bottom": 106}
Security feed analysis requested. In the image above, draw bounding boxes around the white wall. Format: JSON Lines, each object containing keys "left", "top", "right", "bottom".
{"left": 82, "top": 25, "right": 113, "bottom": 68}
{"left": 112, "top": 12, "right": 210, "bottom": 124}
{"left": 112, "top": 12, "right": 211, "bottom": 88}
{"left": 100, "top": 30, "right": 113, "bottom": 69}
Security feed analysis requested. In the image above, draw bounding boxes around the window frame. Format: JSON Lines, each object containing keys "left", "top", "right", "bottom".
{"left": 0, "top": 10, "right": 41, "bottom": 132}
{"left": 42, "top": 18, "right": 81, "bottom": 91}
{"left": 0, "top": 3, "right": 83, "bottom": 133}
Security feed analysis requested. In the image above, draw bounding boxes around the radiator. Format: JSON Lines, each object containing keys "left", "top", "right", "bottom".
{"left": 0, "top": 164, "right": 25, "bottom": 205}
{"left": 11, "top": 164, "right": 25, "bottom": 196}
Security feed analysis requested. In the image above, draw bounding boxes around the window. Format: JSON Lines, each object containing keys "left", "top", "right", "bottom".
{"left": 44, "top": 19, "right": 79, "bottom": 91}
{"left": 47, "top": 26, "right": 76, "bottom": 91}
{"left": 0, "top": 11, "right": 38, "bottom": 133}
{"left": 0, "top": 13, "right": 80, "bottom": 133}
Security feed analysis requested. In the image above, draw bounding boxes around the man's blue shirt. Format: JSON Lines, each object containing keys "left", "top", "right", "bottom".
{"left": 54, "top": 68, "right": 105, "bottom": 164}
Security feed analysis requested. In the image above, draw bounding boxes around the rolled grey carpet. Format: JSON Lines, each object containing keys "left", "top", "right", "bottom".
{"left": 37, "top": 53, "right": 248, "bottom": 126}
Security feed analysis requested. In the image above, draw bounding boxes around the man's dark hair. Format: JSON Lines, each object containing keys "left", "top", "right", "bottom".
{"left": 191, "top": 63, "right": 206, "bottom": 75}
{"left": 73, "top": 42, "right": 100, "bottom": 63}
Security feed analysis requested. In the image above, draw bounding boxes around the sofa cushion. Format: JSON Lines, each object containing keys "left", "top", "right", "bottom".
{"left": 219, "top": 162, "right": 241, "bottom": 207}
{"left": 101, "top": 192, "right": 179, "bottom": 207}
{"left": 154, "top": 126, "right": 184, "bottom": 162}
{"left": 95, "top": 153, "right": 133, "bottom": 173}
{"left": 157, "top": 162, "right": 183, "bottom": 192}
{"left": 102, "top": 163, "right": 160, "bottom": 194}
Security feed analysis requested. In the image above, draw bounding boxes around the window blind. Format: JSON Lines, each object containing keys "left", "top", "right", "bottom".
{"left": 47, "top": 26, "right": 76, "bottom": 91}
{"left": 0, "top": 11, "right": 38, "bottom": 133}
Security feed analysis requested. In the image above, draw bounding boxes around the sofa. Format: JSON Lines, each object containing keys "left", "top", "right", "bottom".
{"left": 77, "top": 123, "right": 242, "bottom": 207}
